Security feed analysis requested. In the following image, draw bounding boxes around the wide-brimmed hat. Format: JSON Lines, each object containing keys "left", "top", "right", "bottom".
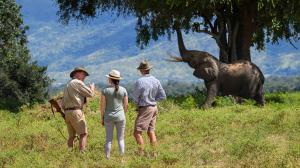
{"left": 136, "top": 61, "right": 153, "bottom": 70}
{"left": 70, "top": 67, "right": 89, "bottom": 78}
{"left": 105, "top": 69, "right": 122, "bottom": 80}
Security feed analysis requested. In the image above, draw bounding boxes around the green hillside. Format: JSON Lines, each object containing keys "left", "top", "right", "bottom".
{"left": 0, "top": 92, "right": 299, "bottom": 167}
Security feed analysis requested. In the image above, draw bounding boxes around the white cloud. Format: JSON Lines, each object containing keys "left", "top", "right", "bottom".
{"left": 277, "top": 53, "right": 300, "bottom": 70}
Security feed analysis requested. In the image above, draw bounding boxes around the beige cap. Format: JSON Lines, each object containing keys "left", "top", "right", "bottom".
{"left": 105, "top": 69, "right": 122, "bottom": 80}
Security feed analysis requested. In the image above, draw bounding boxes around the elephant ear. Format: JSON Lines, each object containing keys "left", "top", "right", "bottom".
{"left": 193, "top": 58, "right": 218, "bottom": 82}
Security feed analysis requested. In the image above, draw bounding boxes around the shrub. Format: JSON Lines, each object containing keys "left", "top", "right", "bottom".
{"left": 213, "top": 96, "right": 235, "bottom": 107}
{"left": 180, "top": 95, "right": 197, "bottom": 109}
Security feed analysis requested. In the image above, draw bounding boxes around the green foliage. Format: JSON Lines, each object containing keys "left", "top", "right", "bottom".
{"left": 213, "top": 96, "right": 236, "bottom": 107}
{"left": 171, "top": 88, "right": 206, "bottom": 109}
{"left": 88, "top": 97, "right": 99, "bottom": 112}
{"left": 265, "top": 76, "right": 300, "bottom": 92}
{"left": 55, "top": 0, "right": 300, "bottom": 62}
{"left": 0, "top": 0, "right": 51, "bottom": 111}
{"left": 172, "top": 88, "right": 237, "bottom": 108}
{"left": 265, "top": 93, "right": 286, "bottom": 104}
{"left": 0, "top": 92, "right": 300, "bottom": 167}
{"left": 179, "top": 95, "right": 197, "bottom": 109}
{"left": 192, "top": 87, "right": 206, "bottom": 106}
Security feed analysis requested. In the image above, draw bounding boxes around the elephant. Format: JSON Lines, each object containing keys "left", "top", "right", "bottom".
{"left": 170, "top": 30, "right": 265, "bottom": 108}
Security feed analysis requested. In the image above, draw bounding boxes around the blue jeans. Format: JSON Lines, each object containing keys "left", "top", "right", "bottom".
{"left": 104, "top": 120, "right": 126, "bottom": 158}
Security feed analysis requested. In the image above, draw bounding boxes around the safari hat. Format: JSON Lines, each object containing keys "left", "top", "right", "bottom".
{"left": 105, "top": 69, "right": 122, "bottom": 80}
{"left": 136, "top": 60, "right": 153, "bottom": 70}
{"left": 70, "top": 67, "right": 89, "bottom": 78}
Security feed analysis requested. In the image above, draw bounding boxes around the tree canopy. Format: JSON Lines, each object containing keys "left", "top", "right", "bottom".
{"left": 56, "top": 0, "right": 300, "bottom": 63}
{"left": 0, "top": 0, "right": 51, "bottom": 110}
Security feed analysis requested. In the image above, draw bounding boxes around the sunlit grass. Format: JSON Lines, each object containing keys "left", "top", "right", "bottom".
{"left": 0, "top": 92, "right": 299, "bottom": 167}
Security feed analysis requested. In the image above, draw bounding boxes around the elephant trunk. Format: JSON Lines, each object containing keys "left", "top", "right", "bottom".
{"left": 176, "top": 29, "right": 189, "bottom": 62}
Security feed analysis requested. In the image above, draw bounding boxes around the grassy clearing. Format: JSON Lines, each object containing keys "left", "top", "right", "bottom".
{"left": 0, "top": 92, "right": 300, "bottom": 167}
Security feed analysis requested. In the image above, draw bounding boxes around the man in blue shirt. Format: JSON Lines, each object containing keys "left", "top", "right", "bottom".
{"left": 132, "top": 61, "right": 166, "bottom": 156}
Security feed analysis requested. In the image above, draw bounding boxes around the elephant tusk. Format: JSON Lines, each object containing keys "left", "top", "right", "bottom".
{"left": 166, "top": 55, "right": 183, "bottom": 62}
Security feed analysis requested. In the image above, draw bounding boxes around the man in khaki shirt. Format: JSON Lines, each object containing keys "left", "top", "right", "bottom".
{"left": 62, "top": 67, "right": 94, "bottom": 152}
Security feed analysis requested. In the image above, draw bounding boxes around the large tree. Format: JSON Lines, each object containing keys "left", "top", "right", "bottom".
{"left": 55, "top": 0, "right": 300, "bottom": 63}
{"left": 0, "top": 0, "right": 51, "bottom": 110}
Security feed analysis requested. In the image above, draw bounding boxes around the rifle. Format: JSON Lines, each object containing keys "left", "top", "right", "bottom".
{"left": 48, "top": 97, "right": 68, "bottom": 140}
{"left": 48, "top": 97, "right": 80, "bottom": 141}
{"left": 49, "top": 97, "right": 65, "bottom": 119}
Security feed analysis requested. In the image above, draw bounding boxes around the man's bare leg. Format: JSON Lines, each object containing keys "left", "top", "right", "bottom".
{"left": 134, "top": 130, "right": 145, "bottom": 155}
{"left": 68, "top": 136, "right": 76, "bottom": 149}
{"left": 79, "top": 133, "right": 88, "bottom": 152}
{"left": 147, "top": 131, "right": 157, "bottom": 156}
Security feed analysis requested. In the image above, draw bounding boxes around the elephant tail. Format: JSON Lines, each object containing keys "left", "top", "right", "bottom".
{"left": 258, "top": 68, "right": 265, "bottom": 84}
{"left": 254, "top": 64, "right": 265, "bottom": 100}
{"left": 257, "top": 68, "right": 265, "bottom": 84}
{"left": 251, "top": 62, "right": 265, "bottom": 84}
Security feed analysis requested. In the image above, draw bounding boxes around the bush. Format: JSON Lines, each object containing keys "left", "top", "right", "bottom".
{"left": 213, "top": 96, "right": 235, "bottom": 107}
{"left": 264, "top": 92, "right": 296, "bottom": 104}
{"left": 180, "top": 95, "right": 197, "bottom": 109}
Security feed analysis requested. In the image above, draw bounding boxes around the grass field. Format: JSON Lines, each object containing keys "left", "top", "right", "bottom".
{"left": 0, "top": 92, "right": 300, "bottom": 168}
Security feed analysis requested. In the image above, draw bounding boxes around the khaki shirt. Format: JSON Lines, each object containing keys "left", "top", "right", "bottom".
{"left": 62, "top": 79, "right": 94, "bottom": 109}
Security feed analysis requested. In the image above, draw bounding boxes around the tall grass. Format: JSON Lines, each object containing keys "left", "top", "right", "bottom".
{"left": 0, "top": 92, "right": 299, "bottom": 167}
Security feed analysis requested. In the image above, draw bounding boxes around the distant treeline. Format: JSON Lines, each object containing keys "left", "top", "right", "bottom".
{"left": 264, "top": 76, "right": 300, "bottom": 92}
{"left": 49, "top": 76, "right": 300, "bottom": 98}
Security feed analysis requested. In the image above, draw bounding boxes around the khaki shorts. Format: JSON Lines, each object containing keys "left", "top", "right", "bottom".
{"left": 134, "top": 106, "right": 158, "bottom": 132}
{"left": 65, "top": 110, "right": 87, "bottom": 137}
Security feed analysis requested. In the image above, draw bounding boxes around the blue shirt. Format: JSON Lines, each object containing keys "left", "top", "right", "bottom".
{"left": 102, "top": 86, "right": 127, "bottom": 122}
{"left": 131, "top": 75, "right": 166, "bottom": 106}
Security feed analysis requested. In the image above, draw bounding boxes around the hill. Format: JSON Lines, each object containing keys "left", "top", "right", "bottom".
{"left": 16, "top": 0, "right": 300, "bottom": 86}
{"left": 0, "top": 92, "right": 299, "bottom": 167}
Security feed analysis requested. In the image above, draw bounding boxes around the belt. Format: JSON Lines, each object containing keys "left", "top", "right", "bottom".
{"left": 139, "top": 105, "right": 156, "bottom": 108}
{"left": 64, "top": 107, "right": 82, "bottom": 111}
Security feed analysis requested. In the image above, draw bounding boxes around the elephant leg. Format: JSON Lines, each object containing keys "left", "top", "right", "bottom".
{"left": 254, "top": 84, "right": 265, "bottom": 106}
{"left": 203, "top": 80, "right": 218, "bottom": 109}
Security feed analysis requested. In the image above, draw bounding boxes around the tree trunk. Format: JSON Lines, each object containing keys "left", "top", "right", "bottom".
{"left": 235, "top": 1, "right": 257, "bottom": 62}
{"left": 219, "top": 29, "right": 229, "bottom": 63}
{"left": 216, "top": 1, "right": 257, "bottom": 63}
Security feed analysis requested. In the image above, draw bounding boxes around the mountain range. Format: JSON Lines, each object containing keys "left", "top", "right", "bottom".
{"left": 17, "top": 0, "right": 300, "bottom": 86}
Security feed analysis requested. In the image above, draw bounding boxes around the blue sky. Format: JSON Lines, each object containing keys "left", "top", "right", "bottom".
{"left": 16, "top": 0, "right": 300, "bottom": 85}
